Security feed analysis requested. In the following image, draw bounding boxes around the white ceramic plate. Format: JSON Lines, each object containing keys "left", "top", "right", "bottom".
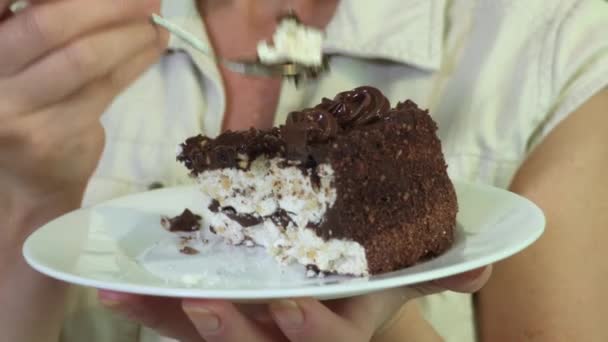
{"left": 23, "top": 181, "right": 544, "bottom": 300}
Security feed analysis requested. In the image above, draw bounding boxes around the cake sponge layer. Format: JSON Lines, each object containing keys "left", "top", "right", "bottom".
{"left": 199, "top": 157, "right": 368, "bottom": 276}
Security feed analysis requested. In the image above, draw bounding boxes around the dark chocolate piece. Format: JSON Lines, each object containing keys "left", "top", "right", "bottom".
{"left": 161, "top": 209, "right": 202, "bottom": 232}
{"left": 211, "top": 202, "right": 293, "bottom": 229}
{"left": 210, "top": 201, "right": 263, "bottom": 227}
{"left": 268, "top": 209, "right": 295, "bottom": 229}
{"left": 306, "top": 264, "right": 321, "bottom": 275}
{"left": 222, "top": 207, "right": 263, "bottom": 227}
{"left": 208, "top": 199, "right": 221, "bottom": 212}
{"left": 179, "top": 246, "right": 200, "bottom": 255}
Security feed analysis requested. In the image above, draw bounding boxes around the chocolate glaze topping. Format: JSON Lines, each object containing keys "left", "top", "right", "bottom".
{"left": 177, "top": 86, "right": 392, "bottom": 174}
{"left": 178, "top": 128, "right": 284, "bottom": 176}
{"left": 285, "top": 107, "right": 339, "bottom": 142}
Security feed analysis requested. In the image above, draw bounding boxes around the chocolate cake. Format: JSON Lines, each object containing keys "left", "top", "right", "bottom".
{"left": 177, "top": 86, "right": 457, "bottom": 276}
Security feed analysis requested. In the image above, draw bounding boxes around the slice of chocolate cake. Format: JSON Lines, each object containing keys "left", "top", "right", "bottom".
{"left": 177, "top": 86, "right": 457, "bottom": 276}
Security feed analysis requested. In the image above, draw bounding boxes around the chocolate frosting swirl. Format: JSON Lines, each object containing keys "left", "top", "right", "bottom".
{"left": 317, "top": 86, "right": 391, "bottom": 128}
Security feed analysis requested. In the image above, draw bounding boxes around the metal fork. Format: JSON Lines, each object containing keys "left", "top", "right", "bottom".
{"left": 151, "top": 14, "right": 328, "bottom": 80}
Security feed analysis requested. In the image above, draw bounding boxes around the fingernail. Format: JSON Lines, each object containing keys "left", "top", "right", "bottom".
{"left": 270, "top": 300, "right": 304, "bottom": 328}
{"left": 183, "top": 306, "right": 221, "bottom": 332}
{"left": 98, "top": 292, "right": 123, "bottom": 308}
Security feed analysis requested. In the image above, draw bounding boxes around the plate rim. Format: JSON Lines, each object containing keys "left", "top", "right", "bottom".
{"left": 22, "top": 180, "right": 546, "bottom": 299}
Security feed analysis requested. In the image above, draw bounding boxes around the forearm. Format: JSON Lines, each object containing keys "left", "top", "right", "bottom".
{"left": 1, "top": 192, "right": 82, "bottom": 342}
{"left": 0, "top": 0, "right": 165, "bottom": 339}
{"left": 1, "top": 251, "right": 68, "bottom": 342}
{"left": 476, "top": 189, "right": 608, "bottom": 341}
{"left": 476, "top": 90, "right": 608, "bottom": 341}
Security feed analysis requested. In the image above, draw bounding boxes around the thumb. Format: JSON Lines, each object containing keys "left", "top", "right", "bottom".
{"left": 379, "top": 266, "right": 493, "bottom": 303}
{"left": 373, "top": 266, "right": 492, "bottom": 335}
{"left": 430, "top": 265, "right": 493, "bottom": 293}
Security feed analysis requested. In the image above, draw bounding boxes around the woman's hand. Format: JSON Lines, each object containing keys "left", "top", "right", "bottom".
{"left": 0, "top": 2, "right": 168, "bottom": 340}
{"left": 0, "top": 0, "right": 167, "bottom": 232}
{"left": 99, "top": 266, "right": 491, "bottom": 342}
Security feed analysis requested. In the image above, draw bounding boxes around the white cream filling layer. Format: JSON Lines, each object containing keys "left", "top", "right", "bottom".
{"left": 256, "top": 18, "right": 324, "bottom": 67}
{"left": 198, "top": 157, "right": 369, "bottom": 276}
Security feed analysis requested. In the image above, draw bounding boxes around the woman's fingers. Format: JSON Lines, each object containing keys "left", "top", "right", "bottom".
{"left": 0, "top": 0, "right": 157, "bottom": 76}
{"left": 3, "top": 20, "right": 164, "bottom": 113}
{"left": 269, "top": 298, "right": 369, "bottom": 342}
{"left": 182, "top": 299, "right": 277, "bottom": 342}
{"left": 49, "top": 39, "right": 164, "bottom": 123}
{"left": 98, "top": 291, "right": 205, "bottom": 342}
{"left": 274, "top": 267, "right": 493, "bottom": 342}
{"left": 96, "top": 268, "right": 492, "bottom": 342}
{"left": 325, "top": 286, "right": 427, "bottom": 336}
{"left": 0, "top": 42, "right": 164, "bottom": 186}
{"left": 100, "top": 292, "right": 280, "bottom": 342}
